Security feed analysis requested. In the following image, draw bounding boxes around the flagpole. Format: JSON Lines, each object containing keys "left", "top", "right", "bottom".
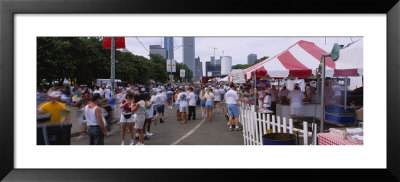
{"left": 111, "top": 37, "right": 116, "bottom": 93}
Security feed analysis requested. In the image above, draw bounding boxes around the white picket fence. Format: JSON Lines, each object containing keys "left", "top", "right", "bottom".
{"left": 239, "top": 101, "right": 316, "bottom": 145}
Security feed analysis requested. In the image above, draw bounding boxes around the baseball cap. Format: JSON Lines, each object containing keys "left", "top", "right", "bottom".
{"left": 47, "top": 90, "right": 62, "bottom": 98}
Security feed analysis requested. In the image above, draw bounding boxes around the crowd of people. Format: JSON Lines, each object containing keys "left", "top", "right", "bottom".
{"left": 37, "top": 82, "right": 245, "bottom": 145}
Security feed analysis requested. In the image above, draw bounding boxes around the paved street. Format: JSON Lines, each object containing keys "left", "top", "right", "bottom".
{"left": 70, "top": 104, "right": 244, "bottom": 145}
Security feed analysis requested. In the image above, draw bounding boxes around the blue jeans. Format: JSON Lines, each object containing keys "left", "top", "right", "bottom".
{"left": 88, "top": 125, "right": 104, "bottom": 145}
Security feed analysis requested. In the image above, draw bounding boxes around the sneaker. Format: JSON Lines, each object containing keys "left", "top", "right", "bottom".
{"left": 235, "top": 127, "right": 242, "bottom": 131}
{"left": 136, "top": 142, "right": 144, "bottom": 145}
{"left": 146, "top": 132, "right": 154, "bottom": 136}
{"left": 129, "top": 140, "right": 135, "bottom": 145}
{"left": 227, "top": 122, "right": 230, "bottom": 125}
{"left": 121, "top": 141, "right": 125, "bottom": 145}
{"left": 229, "top": 127, "right": 233, "bottom": 131}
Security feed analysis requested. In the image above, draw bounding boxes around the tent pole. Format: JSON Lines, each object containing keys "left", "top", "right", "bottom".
{"left": 320, "top": 56, "right": 326, "bottom": 133}
{"left": 254, "top": 71, "right": 257, "bottom": 109}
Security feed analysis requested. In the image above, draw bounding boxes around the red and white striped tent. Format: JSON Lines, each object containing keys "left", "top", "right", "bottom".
{"left": 244, "top": 40, "right": 362, "bottom": 80}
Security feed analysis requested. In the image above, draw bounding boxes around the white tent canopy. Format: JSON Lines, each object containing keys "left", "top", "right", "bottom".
{"left": 219, "top": 76, "right": 229, "bottom": 82}
{"left": 333, "top": 39, "right": 363, "bottom": 77}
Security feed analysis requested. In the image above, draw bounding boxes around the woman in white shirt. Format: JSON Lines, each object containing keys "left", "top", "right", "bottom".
{"left": 199, "top": 87, "right": 207, "bottom": 118}
{"left": 204, "top": 87, "right": 214, "bottom": 121}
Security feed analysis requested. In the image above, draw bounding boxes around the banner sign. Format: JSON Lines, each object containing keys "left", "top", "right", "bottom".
{"left": 230, "top": 69, "right": 246, "bottom": 84}
{"left": 180, "top": 69, "right": 185, "bottom": 78}
{"left": 167, "top": 59, "right": 176, "bottom": 72}
{"left": 103, "top": 37, "right": 126, "bottom": 49}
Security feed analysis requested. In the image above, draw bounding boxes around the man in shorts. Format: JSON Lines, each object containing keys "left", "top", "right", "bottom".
{"left": 225, "top": 83, "right": 241, "bottom": 131}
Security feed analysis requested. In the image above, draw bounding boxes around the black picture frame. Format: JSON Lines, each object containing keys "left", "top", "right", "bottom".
{"left": 1, "top": 0, "right": 399, "bottom": 181}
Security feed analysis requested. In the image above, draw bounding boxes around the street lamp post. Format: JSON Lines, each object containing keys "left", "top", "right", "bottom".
{"left": 172, "top": 44, "right": 193, "bottom": 83}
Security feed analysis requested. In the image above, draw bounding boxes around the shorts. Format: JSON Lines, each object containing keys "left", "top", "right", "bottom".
{"left": 145, "top": 118, "right": 152, "bottom": 122}
{"left": 175, "top": 104, "right": 180, "bottom": 110}
{"left": 206, "top": 101, "right": 214, "bottom": 109}
{"left": 120, "top": 113, "right": 135, "bottom": 123}
{"left": 227, "top": 104, "right": 240, "bottom": 117}
{"left": 290, "top": 107, "right": 301, "bottom": 116}
{"left": 167, "top": 98, "right": 172, "bottom": 103}
{"left": 179, "top": 106, "right": 188, "bottom": 113}
{"left": 200, "top": 100, "right": 206, "bottom": 107}
{"left": 156, "top": 105, "right": 164, "bottom": 113}
{"left": 134, "top": 115, "right": 145, "bottom": 129}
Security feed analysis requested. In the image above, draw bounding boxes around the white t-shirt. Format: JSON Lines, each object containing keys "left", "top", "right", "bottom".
{"left": 177, "top": 92, "right": 189, "bottom": 107}
{"left": 146, "top": 97, "right": 156, "bottom": 119}
{"left": 154, "top": 93, "right": 164, "bottom": 106}
{"left": 225, "top": 89, "right": 239, "bottom": 105}
{"left": 205, "top": 92, "right": 214, "bottom": 102}
{"left": 213, "top": 89, "right": 222, "bottom": 101}
{"left": 287, "top": 90, "right": 305, "bottom": 108}
{"left": 263, "top": 95, "right": 271, "bottom": 108}
{"left": 104, "top": 89, "right": 111, "bottom": 99}
{"left": 188, "top": 92, "right": 197, "bottom": 106}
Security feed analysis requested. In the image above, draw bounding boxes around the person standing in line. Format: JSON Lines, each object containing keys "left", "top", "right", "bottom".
{"left": 177, "top": 87, "right": 189, "bottom": 124}
{"left": 204, "top": 87, "right": 214, "bottom": 121}
{"left": 174, "top": 89, "right": 181, "bottom": 121}
{"left": 187, "top": 87, "right": 197, "bottom": 120}
{"left": 213, "top": 85, "right": 223, "bottom": 112}
{"left": 257, "top": 86, "right": 265, "bottom": 110}
{"left": 82, "top": 93, "right": 107, "bottom": 145}
{"left": 287, "top": 83, "right": 305, "bottom": 118}
{"left": 199, "top": 87, "right": 207, "bottom": 118}
{"left": 144, "top": 93, "right": 155, "bottom": 137}
{"left": 225, "top": 83, "right": 242, "bottom": 131}
{"left": 119, "top": 92, "right": 135, "bottom": 145}
{"left": 131, "top": 94, "right": 146, "bottom": 145}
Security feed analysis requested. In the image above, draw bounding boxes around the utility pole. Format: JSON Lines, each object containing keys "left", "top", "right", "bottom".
{"left": 111, "top": 37, "right": 116, "bottom": 93}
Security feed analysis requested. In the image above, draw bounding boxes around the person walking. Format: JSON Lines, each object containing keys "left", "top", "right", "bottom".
{"left": 144, "top": 92, "right": 155, "bottom": 137}
{"left": 199, "top": 87, "right": 207, "bottom": 118}
{"left": 204, "top": 87, "right": 214, "bottom": 121}
{"left": 82, "top": 93, "right": 107, "bottom": 145}
{"left": 213, "top": 85, "right": 223, "bottom": 112}
{"left": 174, "top": 89, "right": 181, "bottom": 121}
{"left": 119, "top": 92, "right": 135, "bottom": 145}
{"left": 287, "top": 83, "right": 305, "bottom": 118}
{"left": 131, "top": 94, "right": 146, "bottom": 145}
{"left": 225, "top": 83, "right": 242, "bottom": 131}
{"left": 187, "top": 87, "right": 197, "bottom": 120}
{"left": 38, "top": 88, "right": 70, "bottom": 124}
{"left": 177, "top": 87, "right": 189, "bottom": 124}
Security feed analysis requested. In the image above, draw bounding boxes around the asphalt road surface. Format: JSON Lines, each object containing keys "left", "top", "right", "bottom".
{"left": 71, "top": 104, "right": 244, "bottom": 145}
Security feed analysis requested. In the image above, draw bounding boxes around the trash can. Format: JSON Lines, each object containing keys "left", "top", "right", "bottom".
{"left": 262, "top": 133, "right": 297, "bottom": 145}
{"left": 37, "top": 123, "right": 72, "bottom": 145}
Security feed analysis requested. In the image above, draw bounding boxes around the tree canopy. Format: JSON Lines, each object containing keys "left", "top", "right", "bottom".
{"left": 231, "top": 56, "right": 269, "bottom": 70}
{"left": 37, "top": 37, "right": 185, "bottom": 88}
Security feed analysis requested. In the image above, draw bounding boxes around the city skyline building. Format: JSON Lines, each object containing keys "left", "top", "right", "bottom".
{"left": 164, "top": 37, "right": 174, "bottom": 59}
{"left": 248, "top": 53, "right": 257, "bottom": 65}
{"left": 149, "top": 45, "right": 167, "bottom": 59}
{"left": 195, "top": 56, "right": 203, "bottom": 81}
{"left": 183, "top": 37, "right": 195, "bottom": 79}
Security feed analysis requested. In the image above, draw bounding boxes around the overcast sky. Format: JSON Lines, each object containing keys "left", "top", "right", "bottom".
{"left": 124, "top": 37, "right": 362, "bottom": 76}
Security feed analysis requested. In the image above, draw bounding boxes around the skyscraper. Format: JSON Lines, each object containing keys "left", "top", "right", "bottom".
{"left": 195, "top": 56, "right": 203, "bottom": 81}
{"left": 210, "top": 56, "right": 215, "bottom": 65}
{"left": 248, "top": 53, "right": 257, "bottom": 65}
{"left": 149, "top": 45, "right": 167, "bottom": 59}
{"left": 183, "top": 37, "right": 195, "bottom": 79}
{"left": 164, "top": 37, "right": 174, "bottom": 59}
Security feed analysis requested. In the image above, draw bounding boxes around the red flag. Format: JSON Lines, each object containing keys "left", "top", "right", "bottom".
{"left": 103, "top": 37, "right": 126, "bottom": 49}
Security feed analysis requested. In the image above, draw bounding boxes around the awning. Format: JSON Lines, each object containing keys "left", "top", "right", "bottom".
{"left": 333, "top": 39, "right": 363, "bottom": 77}
{"left": 244, "top": 40, "right": 336, "bottom": 79}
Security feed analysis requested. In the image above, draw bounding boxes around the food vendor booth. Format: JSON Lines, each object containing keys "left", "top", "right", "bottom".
{"left": 239, "top": 39, "right": 363, "bottom": 145}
